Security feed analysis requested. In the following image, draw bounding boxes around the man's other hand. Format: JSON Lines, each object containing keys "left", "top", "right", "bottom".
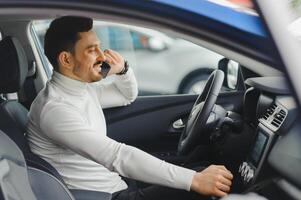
{"left": 191, "top": 165, "right": 233, "bottom": 197}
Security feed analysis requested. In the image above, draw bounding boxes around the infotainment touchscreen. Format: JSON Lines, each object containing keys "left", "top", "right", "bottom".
{"left": 249, "top": 131, "right": 269, "bottom": 167}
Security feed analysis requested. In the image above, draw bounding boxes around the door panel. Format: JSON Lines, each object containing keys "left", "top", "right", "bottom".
{"left": 104, "top": 91, "right": 244, "bottom": 156}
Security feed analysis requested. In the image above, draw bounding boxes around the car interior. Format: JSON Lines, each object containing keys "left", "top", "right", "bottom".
{"left": 0, "top": 2, "right": 301, "bottom": 200}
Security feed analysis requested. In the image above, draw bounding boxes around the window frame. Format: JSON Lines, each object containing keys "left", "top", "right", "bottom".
{"left": 30, "top": 22, "right": 52, "bottom": 78}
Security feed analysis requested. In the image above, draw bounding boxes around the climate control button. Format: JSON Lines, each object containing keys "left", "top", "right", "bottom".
{"left": 239, "top": 161, "right": 255, "bottom": 184}
{"left": 239, "top": 162, "right": 248, "bottom": 173}
{"left": 246, "top": 169, "right": 254, "bottom": 183}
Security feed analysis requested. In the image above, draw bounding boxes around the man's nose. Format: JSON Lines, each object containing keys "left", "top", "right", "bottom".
{"left": 97, "top": 49, "right": 106, "bottom": 61}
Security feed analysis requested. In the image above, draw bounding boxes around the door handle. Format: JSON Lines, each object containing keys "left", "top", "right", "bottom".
{"left": 173, "top": 119, "right": 185, "bottom": 129}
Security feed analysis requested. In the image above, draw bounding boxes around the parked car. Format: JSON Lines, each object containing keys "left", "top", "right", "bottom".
{"left": 0, "top": 0, "right": 300, "bottom": 200}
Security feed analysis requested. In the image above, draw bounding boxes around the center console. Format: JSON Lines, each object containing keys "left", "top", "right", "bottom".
{"left": 237, "top": 78, "right": 296, "bottom": 190}
{"left": 238, "top": 102, "right": 288, "bottom": 186}
{"left": 238, "top": 124, "right": 276, "bottom": 185}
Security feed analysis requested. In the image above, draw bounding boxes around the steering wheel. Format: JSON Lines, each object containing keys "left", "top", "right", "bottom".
{"left": 178, "top": 69, "right": 224, "bottom": 155}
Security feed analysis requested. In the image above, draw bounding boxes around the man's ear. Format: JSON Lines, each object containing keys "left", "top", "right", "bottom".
{"left": 58, "top": 51, "right": 73, "bottom": 70}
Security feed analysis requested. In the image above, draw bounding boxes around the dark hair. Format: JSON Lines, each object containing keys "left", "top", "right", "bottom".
{"left": 44, "top": 16, "right": 93, "bottom": 71}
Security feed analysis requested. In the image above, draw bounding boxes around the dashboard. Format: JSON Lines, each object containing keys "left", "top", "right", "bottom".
{"left": 237, "top": 76, "right": 299, "bottom": 196}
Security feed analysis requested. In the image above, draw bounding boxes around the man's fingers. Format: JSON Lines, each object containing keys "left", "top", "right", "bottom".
{"left": 211, "top": 165, "right": 233, "bottom": 180}
{"left": 220, "top": 169, "right": 233, "bottom": 180}
{"left": 104, "top": 49, "right": 120, "bottom": 61}
{"left": 217, "top": 182, "right": 231, "bottom": 193}
{"left": 215, "top": 165, "right": 227, "bottom": 170}
{"left": 214, "top": 189, "right": 227, "bottom": 198}
{"left": 219, "top": 175, "right": 232, "bottom": 187}
{"left": 215, "top": 165, "right": 232, "bottom": 175}
{"left": 191, "top": 165, "right": 233, "bottom": 197}
{"left": 104, "top": 52, "right": 115, "bottom": 64}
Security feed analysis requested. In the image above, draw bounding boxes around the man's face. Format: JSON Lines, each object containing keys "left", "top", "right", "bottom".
{"left": 69, "top": 30, "right": 105, "bottom": 82}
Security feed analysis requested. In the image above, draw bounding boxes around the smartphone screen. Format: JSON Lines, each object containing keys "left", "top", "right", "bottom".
{"left": 100, "top": 62, "right": 111, "bottom": 78}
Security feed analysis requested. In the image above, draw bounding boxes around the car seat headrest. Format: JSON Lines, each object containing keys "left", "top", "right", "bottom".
{"left": 0, "top": 36, "right": 28, "bottom": 93}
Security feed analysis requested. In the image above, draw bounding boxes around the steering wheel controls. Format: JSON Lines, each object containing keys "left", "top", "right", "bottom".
{"left": 238, "top": 162, "right": 254, "bottom": 184}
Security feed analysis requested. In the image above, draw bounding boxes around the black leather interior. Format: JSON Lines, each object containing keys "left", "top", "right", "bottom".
{"left": 1, "top": 100, "right": 28, "bottom": 135}
{"left": 0, "top": 100, "right": 65, "bottom": 183}
{"left": 0, "top": 36, "right": 64, "bottom": 182}
{"left": 0, "top": 102, "right": 30, "bottom": 152}
{"left": 0, "top": 37, "right": 28, "bottom": 93}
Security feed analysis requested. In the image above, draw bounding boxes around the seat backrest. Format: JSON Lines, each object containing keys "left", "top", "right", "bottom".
{"left": 0, "top": 129, "right": 75, "bottom": 200}
{"left": 0, "top": 36, "right": 64, "bottom": 182}
{"left": 0, "top": 36, "right": 30, "bottom": 152}
{"left": 0, "top": 130, "right": 36, "bottom": 200}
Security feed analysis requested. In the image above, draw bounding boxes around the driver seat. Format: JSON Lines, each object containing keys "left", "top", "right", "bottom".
{"left": 0, "top": 36, "right": 111, "bottom": 200}
{"left": 0, "top": 36, "right": 64, "bottom": 182}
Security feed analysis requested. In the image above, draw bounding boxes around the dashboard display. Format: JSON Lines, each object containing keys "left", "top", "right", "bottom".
{"left": 249, "top": 131, "right": 269, "bottom": 167}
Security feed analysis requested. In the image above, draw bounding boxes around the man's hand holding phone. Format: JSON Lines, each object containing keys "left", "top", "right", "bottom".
{"left": 99, "top": 49, "right": 126, "bottom": 78}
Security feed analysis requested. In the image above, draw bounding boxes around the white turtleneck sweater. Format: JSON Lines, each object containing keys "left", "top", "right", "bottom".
{"left": 26, "top": 69, "right": 195, "bottom": 193}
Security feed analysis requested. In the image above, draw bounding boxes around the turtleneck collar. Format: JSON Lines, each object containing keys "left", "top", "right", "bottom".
{"left": 50, "top": 71, "right": 88, "bottom": 96}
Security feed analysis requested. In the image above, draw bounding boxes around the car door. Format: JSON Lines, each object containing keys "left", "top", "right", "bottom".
{"left": 91, "top": 4, "right": 263, "bottom": 163}
{"left": 104, "top": 88, "right": 245, "bottom": 163}
{"left": 31, "top": 17, "right": 245, "bottom": 164}
{"left": 31, "top": 0, "right": 274, "bottom": 164}
{"left": 95, "top": 22, "right": 246, "bottom": 163}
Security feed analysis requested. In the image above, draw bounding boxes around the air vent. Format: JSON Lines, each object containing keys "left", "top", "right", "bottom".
{"left": 260, "top": 103, "right": 287, "bottom": 130}
{"left": 271, "top": 109, "right": 287, "bottom": 128}
{"left": 262, "top": 103, "right": 277, "bottom": 120}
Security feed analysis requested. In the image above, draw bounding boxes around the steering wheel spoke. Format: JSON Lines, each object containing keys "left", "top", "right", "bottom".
{"left": 178, "top": 70, "right": 224, "bottom": 155}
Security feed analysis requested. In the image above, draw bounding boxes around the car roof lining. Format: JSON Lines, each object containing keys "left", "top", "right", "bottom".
{"left": 0, "top": 6, "right": 282, "bottom": 77}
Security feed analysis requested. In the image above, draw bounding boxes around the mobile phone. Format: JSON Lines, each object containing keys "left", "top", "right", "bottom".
{"left": 99, "top": 62, "right": 111, "bottom": 78}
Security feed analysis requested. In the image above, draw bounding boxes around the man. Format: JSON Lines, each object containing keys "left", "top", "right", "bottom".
{"left": 27, "top": 16, "right": 233, "bottom": 200}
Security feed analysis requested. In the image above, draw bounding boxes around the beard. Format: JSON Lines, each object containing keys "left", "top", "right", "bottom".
{"left": 72, "top": 59, "right": 102, "bottom": 83}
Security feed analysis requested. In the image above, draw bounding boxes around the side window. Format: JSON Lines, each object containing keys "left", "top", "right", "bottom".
{"left": 31, "top": 20, "right": 238, "bottom": 96}
{"left": 130, "top": 31, "right": 148, "bottom": 50}
{"left": 95, "top": 26, "right": 150, "bottom": 51}
{"left": 95, "top": 26, "right": 135, "bottom": 51}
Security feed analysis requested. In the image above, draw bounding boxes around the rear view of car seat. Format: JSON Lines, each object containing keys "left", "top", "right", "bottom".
{"left": 0, "top": 36, "right": 64, "bottom": 180}
{"left": 0, "top": 129, "right": 74, "bottom": 200}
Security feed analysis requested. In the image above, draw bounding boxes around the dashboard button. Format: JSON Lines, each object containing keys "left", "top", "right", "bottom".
{"left": 242, "top": 165, "right": 250, "bottom": 177}
{"left": 239, "top": 162, "right": 247, "bottom": 173}
{"left": 246, "top": 169, "right": 254, "bottom": 183}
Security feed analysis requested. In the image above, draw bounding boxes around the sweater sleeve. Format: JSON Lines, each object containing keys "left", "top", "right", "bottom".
{"left": 93, "top": 68, "right": 138, "bottom": 108}
{"left": 40, "top": 102, "right": 196, "bottom": 191}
